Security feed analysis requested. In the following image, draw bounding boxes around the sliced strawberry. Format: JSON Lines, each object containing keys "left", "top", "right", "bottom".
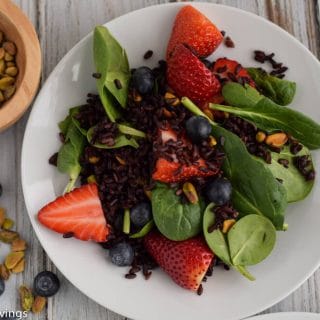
{"left": 212, "top": 58, "right": 255, "bottom": 87}
{"left": 144, "top": 231, "right": 213, "bottom": 291}
{"left": 38, "top": 184, "right": 109, "bottom": 242}
{"left": 152, "top": 127, "right": 220, "bottom": 183}
{"left": 167, "top": 44, "right": 221, "bottom": 104}
{"left": 167, "top": 5, "right": 223, "bottom": 59}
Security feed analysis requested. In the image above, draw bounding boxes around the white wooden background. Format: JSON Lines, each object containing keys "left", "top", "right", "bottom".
{"left": 0, "top": 0, "right": 319, "bottom": 319}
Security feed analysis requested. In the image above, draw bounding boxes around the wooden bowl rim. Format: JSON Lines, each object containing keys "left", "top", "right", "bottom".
{"left": 0, "top": 0, "right": 41, "bottom": 132}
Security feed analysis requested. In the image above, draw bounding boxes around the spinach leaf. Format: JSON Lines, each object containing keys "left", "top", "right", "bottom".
{"left": 130, "top": 220, "right": 154, "bottom": 239}
{"left": 182, "top": 97, "right": 287, "bottom": 230}
{"left": 57, "top": 120, "right": 86, "bottom": 193}
{"left": 94, "top": 26, "right": 130, "bottom": 120}
{"left": 59, "top": 106, "right": 87, "bottom": 136}
{"left": 228, "top": 214, "right": 276, "bottom": 266}
{"left": 87, "top": 126, "right": 139, "bottom": 149}
{"left": 247, "top": 68, "right": 296, "bottom": 106}
{"left": 203, "top": 203, "right": 232, "bottom": 265}
{"left": 212, "top": 92, "right": 320, "bottom": 149}
{"left": 152, "top": 183, "right": 204, "bottom": 241}
{"left": 257, "top": 146, "right": 314, "bottom": 203}
{"left": 222, "top": 82, "right": 262, "bottom": 108}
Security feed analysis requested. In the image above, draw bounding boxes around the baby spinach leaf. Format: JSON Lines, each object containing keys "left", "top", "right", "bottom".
{"left": 87, "top": 126, "right": 139, "bottom": 149}
{"left": 203, "top": 203, "right": 232, "bottom": 265}
{"left": 257, "top": 146, "right": 314, "bottom": 203}
{"left": 152, "top": 183, "right": 204, "bottom": 241}
{"left": 130, "top": 220, "right": 154, "bottom": 239}
{"left": 94, "top": 26, "right": 130, "bottom": 120}
{"left": 228, "top": 214, "right": 276, "bottom": 266}
{"left": 59, "top": 106, "right": 87, "bottom": 136}
{"left": 57, "top": 121, "right": 86, "bottom": 193}
{"left": 222, "top": 82, "right": 262, "bottom": 108}
{"left": 211, "top": 96, "right": 320, "bottom": 150}
{"left": 247, "top": 68, "right": 296, "bottom": 106}
{"left": 181, "top": 97, "right": 287, "bottom": 230}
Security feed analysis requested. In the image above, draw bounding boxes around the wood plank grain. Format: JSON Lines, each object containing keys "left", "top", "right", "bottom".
{"left": 2, "top": 1, "right": 320, "bottom": 319}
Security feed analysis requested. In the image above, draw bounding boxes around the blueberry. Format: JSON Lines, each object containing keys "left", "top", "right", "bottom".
{"left": 132, "top": 67, "right": 154, "bottom": 94}
{"left": 109, "top": 242, "right": 134, "bottom": 266}
{"left": 130, "top": 202, "right": 152, "bottom": 228}
{"left": 205, "top": 177, "right": 232, "bottom": 205}
{"left": 185, "top": 116, "right": 212, "bottom": 144}
{"left": 0, "top": 278, "right": 5, "bottom": 296}
{"left": 34, "top": 271, "right": 60, "bottom": 297}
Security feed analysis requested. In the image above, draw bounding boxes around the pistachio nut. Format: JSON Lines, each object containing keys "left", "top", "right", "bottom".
{"left": 6, "top": 61, "right": 15, "bottom": 67}
{"left": 19, "top": 285, "right": 34, "bottom": 312}
{"left": 5, "top": 251, "right": 24, "bottom": 270}
{"left": 182, "top": 182, "right": 199, "bottom": 204}
{"left": 88, "top": 155, "right": 100, "bottom": 164}
{"left": 32, "top": 296, "right": 47, "bottom": 314}
{"left": 0, "top": 76, "right": 14, "bottom": 90}
{"left": 3, "top": 42, "right": 17, "bottom": 56}
{"left": 0, "top": 264, "right": 10, "bottom": 280}
{"left": 208, "top": 136, "right": 217, "bottom": 147}
{"left": 0, "top": 207, "right": 5, "bottom": 226}
{"left": 5, "top": 66, "right": 18, "bottom": 77}
{"left": 0, "top": 230, "right": 19, "bottom": 243}
{"left": 265, "top": 132, "right": 288, "bottom": 148}
{"left": 12, "top": 238, "right": 27, "bottom": 252}
{"left": 222, "top": 219, "right": 236, "bottom": 234}
{"left": 3, "top": 85, "right": 15, "bottom": 100}
{"left": 0, "top": 48, "right": 4, "bottom": 60}
{"left": 4, "top": 52, "right": 13, "bottom": 62}
{"left": 87, "top": 175, "right": 96, "bottom": 184}
{"left": 12, "top": 258, "right": 25, "bottom": 273}
{"left": 0, "top": 59, "right": 5, "bottom": 74}
{"left": 144, "top": 189, "right": 152, "bottom": 200}
{"left": 164, "top": 92, "right": 180, "bottom": 106}
{"left": 2, "top": 218, "right": 14, "bottom": 230}
{"left": 256, "top": 131, "right": 266, "bottom": 143}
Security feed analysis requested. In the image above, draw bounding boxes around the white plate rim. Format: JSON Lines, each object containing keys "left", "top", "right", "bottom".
{"left": 21, "top": 2, "right": 320, "bottom": 320}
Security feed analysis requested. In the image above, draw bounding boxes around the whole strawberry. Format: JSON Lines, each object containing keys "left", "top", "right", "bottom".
{"left": 167, "top": 5, "right": 223, "bottom": 59}
{"left": 167, "top": 44, "right": 221, "bottom": 104}
{"left": 144, "top": 231, "right": 214, "bottom": 291}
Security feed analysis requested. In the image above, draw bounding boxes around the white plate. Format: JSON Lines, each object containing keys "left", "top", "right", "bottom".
{"left": 21, "top": 2, "right": 320, "bottom": 320}
{"left": 249, "top": 313, "right": 320, "bottom": 320}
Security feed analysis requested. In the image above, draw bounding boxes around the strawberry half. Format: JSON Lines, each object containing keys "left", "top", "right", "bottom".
{"left": 38, "top": 184, "right": 109, "bottom": 242}
{"left": 166, "top": 5, "right": 223, "bottom": 59}
{"left": 212, "top": 58, "right": 256, "bottom": 87}
{"left": 167, "top": 44, "right": 221, "bottom": 104}
{"left": 152, "top": 127, "right": 220, "bottom": 183}
{"left": 144, "top": 231, "right": 213, "bottom": 291}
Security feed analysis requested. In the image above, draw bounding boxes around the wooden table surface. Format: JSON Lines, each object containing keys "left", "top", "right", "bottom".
{"left": 0, "top": 0, "right": 319, "bottom": 319}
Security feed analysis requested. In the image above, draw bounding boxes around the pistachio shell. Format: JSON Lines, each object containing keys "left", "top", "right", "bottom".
{"left": 0, "top": 59, "right": 5, "bottom": 74}
{"left": 5, "top": 251, "right": 24, "bottom": 270}
{"left": 32, "top": 296, "right": 47, "bottom": 314}
{"left": 0, "top": 76, "right": 14, "bottom": 90}
{"left": 0, "top": 264, "right": 10, "bottom": 280}
{"left": 0, "top": 230, "right": 19, "bottom": 243}
{"left": 12, "top": 238, "right": 27, "bottom": 252}
{"left": 6, "top": 61, "right": 15, "bottom": 67}
{"left": 4, "top": 52, "right": 13, "bottom": 62}
{"left": 5, "top": 66, "right": 18, "bottom": 77}
{"left": 19, "top": 285, "right": 34, "bottom": 312}
{"left": 3, "top": 85, "right": 15, "bottom": 100}
{"left": 3, "top": 42, "right": 17, "bottom": 56}
{"left": 12, "top": 258, "right": 25, "bottom": 273}
{"left": 0, "top": 48, "right": 4, "bottom": 60}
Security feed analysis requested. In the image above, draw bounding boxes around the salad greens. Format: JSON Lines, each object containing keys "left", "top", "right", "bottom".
{"left": 181, "top": 97, "right": 287, "bottom": 230}
{"left": 152, "top": 183, "right": 205, "bottom": 241}
{"left": 94, "top": 26, "right": 130, "bottom": 121}
{"left": 57, "top": 110, "right": 86, "bottom": 193}
{"left": 213, "top": 83, "right": 320, "bottom": 149}
{"left": 247, "top": 68, "right": 296, "bottom": 106}
{"left": 203, "top": 204, "right": 276, "bottom": 281}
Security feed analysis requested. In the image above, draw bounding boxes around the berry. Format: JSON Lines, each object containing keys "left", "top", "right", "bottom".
{"left": 38, "top": 184, "right": 110, "bottom": 242}
{"left": 130, "top": 202, "right": 152, "bottom": 228}
{"left": 144, "top": 232, "right": 213, "bottom": 291}
{"left": 205, "top": 177, "right": 232, "bottom": 205}
{"left": 0, "top": 278, "right": 5, "bottom": 296}
{"left": 167, "top": 5, "right": 223, "bottom": 59}
{"left": 167, "top": 44, "right": 220, "bottom": 104}
{"left": 109, "top": 242, "right": 134, "bottom": 267}
{"left": 34, "top": 271, "right": 60, "bottom": 297}
{"left": 185, "top": 116, "right": 212, "bottom": 144}
{"left": 132, "top": 67, "right": 154, "bottom": 94}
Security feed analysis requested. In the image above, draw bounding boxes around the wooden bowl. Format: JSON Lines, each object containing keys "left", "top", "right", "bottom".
{"left": 0, "top": 0, "right": 41, "bottom": 132}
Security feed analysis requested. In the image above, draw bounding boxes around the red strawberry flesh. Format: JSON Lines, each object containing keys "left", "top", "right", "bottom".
{"left": 167, "top": 44, "right": 221, "bottom": 104}
{"left": 38, "top": 184, "right": 109, "bottom": 242}
{"left": 144, "top": 231, "right": 214, "bottom": 291}
{"left": 167, "top": 5, "right": 223, "bottom": 59}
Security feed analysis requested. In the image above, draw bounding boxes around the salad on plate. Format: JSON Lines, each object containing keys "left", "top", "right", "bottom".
{"left": 37, "top": 5, "right": 320, "bottom": 295}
